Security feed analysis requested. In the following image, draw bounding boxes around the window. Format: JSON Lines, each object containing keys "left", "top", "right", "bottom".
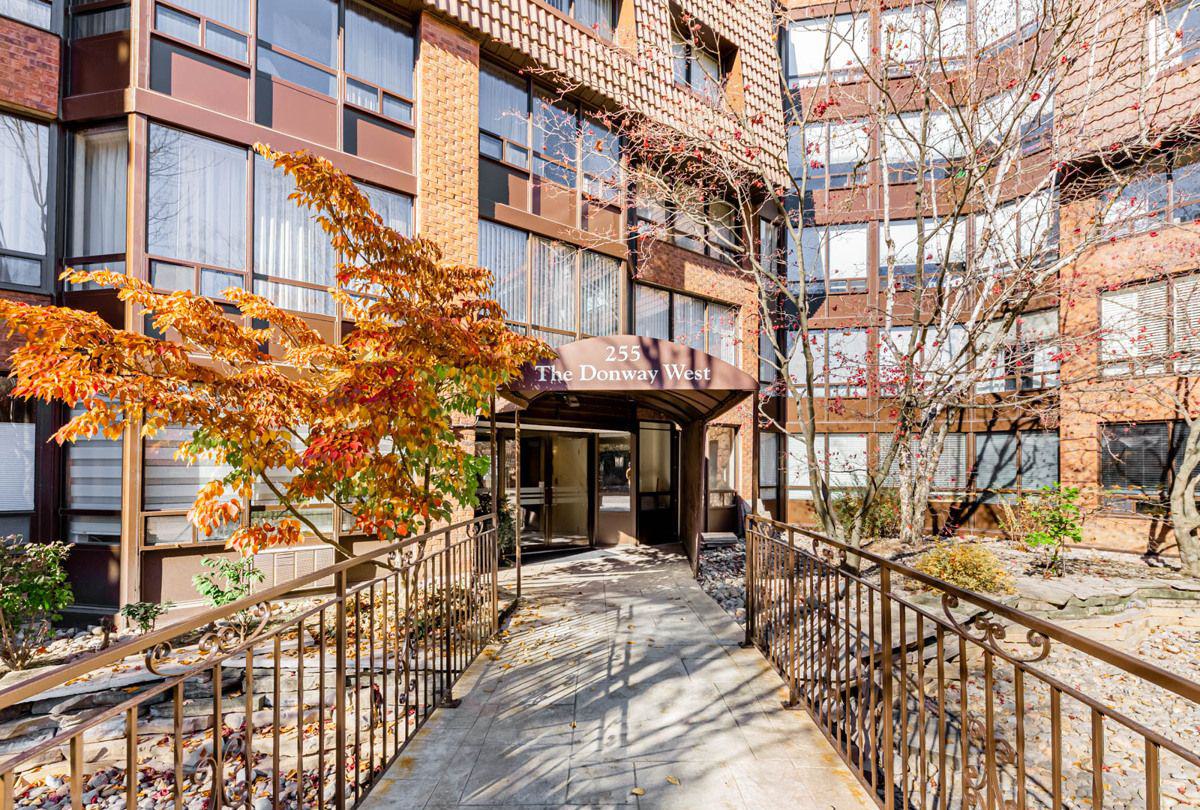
{"left": 143, "top": 425, "right": 235, "bottom": 545}
{"left": 0, "top": 383, "right": 35, "bottom": 538}
{"left": 707, "top": 425, "right": 738, "bottom": 508}
{"left": 0, "top": 0, "right": 50, "bottom": 29}
{"left": 257, "top": 0, "right": 337, "bottom": 95}
{"left": 879, "top": 432, "right": 968, "bottom": 491}
{"left": 974, "top": 189, "right": 1059, "bottom": 269}
{"left": 1100, "top": 421, "right": 1188, "bottom": 513}
{"left": 792, "top": 120, "right": 870, "bottom": 188}
{"left": 65, "top": 406, "right": 123, "bottom": 545}
{"left": 974, "top": 430, "right": 1059, "bottom": 502}
{"left": 880, "top": 0, "right": 967, "bottom": 73}
{"left": 976, "top": 309, "right": 1060, "bottom": 393}
{"left": 977, "top": 0, "right": 1041, "bottom": 51}
{"left": 253, "top": 152, "right": 336, "bottom": 315}
{"left": 70, "top": 2, "right": 130, "bottom": 39}
{"left": 787, "top": 432, "right": 868, "bottom": 497}
{"left": 479, "top": 64, "right": 531, "bottom": 169}
{"left": 759, "top": 431, "right": 780, "bottom": 502}
{"left": 635, "top": 284, "right": 669, "bottom": 340}
{"left": 789, "top": 328, "right": 869, "bottom": 396}
{"left": 154, "top": 0, "right": 250, "bottom": 61}
{"left": 882, "top": 112, "right": 967, "bottom": 182}
{"left": 785, "top": 13, "right": 869, "bottom": 87}
{"left": 797, "top": 222, "right": 870, "bottom": 294}
{"left": 543, "top": 0, "right": 615, "bottom": 39}
{"left": 671, "top": 24, "right": 725, "bottom": 104}
{"left": 878, "top": 324, "right": 968, "bottom": 394}
{"left": 633, "top": 284, "right": 738, "bottom": 361}
{"left": 479, "top": 219, "right": 623, "bottom": 344}
{"left": 533, "top": 93, "right": 579, "bottom": 189}
{"left": 1102, "top": 152, "right": 1200, "bottom": 238}
{"left": 344, "top": 2, "right": 415, "bottom": 123}
{"left": 1099, "top": 275, "right": 1200, "bottom": 377}
{"left": 758, "top": 217, "right": 781, "bottom": 278}
{"left": 0, "top": 113, "right": 49, "bottom": 288}
{"left": 70, "top": 128, "right": 127, "bottom": 264}
{"left": 879, "top": 218, "right": 967, "bottom": 289}
{"left": 146, "top": 125, "right": 248, "bottom": 295}
{"left": 1150, "top": 0, "right": 1200, "bottom": 72}
{"left": 581, "top": 118, "right": 621, "bottom": 203}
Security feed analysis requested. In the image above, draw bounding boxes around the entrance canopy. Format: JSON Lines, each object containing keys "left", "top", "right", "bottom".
{"left": 502, "top": 335, "right": 758, "bottom": 424}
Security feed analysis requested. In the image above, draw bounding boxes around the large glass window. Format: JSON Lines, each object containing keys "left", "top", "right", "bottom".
{"left": 973, "top": 430, "right": 1059, "bottom": 502}
{"left": 879, "top": 218, "right": 967, "bottom": 290}
{"left": 147, "top": 125, "right": 247, "bottom": 292}
{"left": 344, "top": 2, "right": 414, "bottom": 123}
{"left": 798, "top": 222, "right": 870, "bottom": 294}
{"left": 1100, "top": 422, "right": 1189, "bottom": 513}
{"left": 0, "top": 383, "right": 35, "bottom": 537}
{"left": 976, "top": 310, "right": 1060, "bottom": 393}
{"left": 256, "top": 0, "right": 338, "bottom": 95}
{"left": 1149, "top": 0, "right": 1200, "bottom": 72}
{"left": 785, "top": 13, "right": 869, "bottom": 87}
{"left": 670, "top": 28, "right": 724, "bottom": 104}
{"left": 789, "top": 328, "right": 868, "bottom": 397}
{"left": 143, "top": 425, "right": 235, "bottom": 545}
{"left": 635, "top": 284, "right": 669, "bottom": 340}
{"left": 1100, "top": 151, "right": 1200, "bottom": 239}
{"left": 0, "top": 113, "right": 49, "bottom": 288}
{"left": 544, "top": 0, "right": 615, "bottom": 39}
{"left": 787, "top": 432, "right": 868, "bottom": 497}
{"left": 71, "top": 3, "right": 131, "bottom": 39}
{"left": 759, "top": 431, "right": 779, "bottom": 502}
{"left": 0, "top": 0, "right": 51, "bottom": 28}
{"left": 707, "top": 425, "right": 738, "bottom": 508}
{"left": 581, "top": 118, "right": 621, "bottom": 203}
{"left": 633, "top": 284, "right": 737, "bottom": 361}
{"left": 479, "top": 64, "right": 531, "bottom": 168}
{"left": 479, "top": 220, "right": 622, "bottom": 343}
{"left": 70, "top": 128, "right": 127, "bottom": 262}
{"left": 533, "top": 93, "right": 579, "bottom": 189}
{"left": 793, "top": 120, "right": 870, "bottom": 189}
{"left": 154, "top": 0, "right": 250, "bottom": 61}
{"left": 879, "top": 432, "right": 968, "bottom": 491}
{"left": 65, "top": 406, "right": 123, "bottom": 545}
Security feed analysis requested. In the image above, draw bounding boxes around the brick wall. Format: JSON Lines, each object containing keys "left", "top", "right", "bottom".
{"left": 0, "top": 290, "right": 51, "bottom": 366}
{"left": 0, "top": 16, "right": 58, "bottom": 117}
{"left": 417, "top": 14, "right": 480, "bottom": 266}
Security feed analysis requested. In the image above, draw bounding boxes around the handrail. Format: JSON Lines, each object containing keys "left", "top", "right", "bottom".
{"left": 746, "top": 514, "right": 1200, "bottom": 704}
{"left": 0, "top": 515, "right": 489, "bottom": 710}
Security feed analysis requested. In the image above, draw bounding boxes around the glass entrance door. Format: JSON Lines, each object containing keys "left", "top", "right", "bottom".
{"left": 549, "top": 434, "right": 589, "bottom": 542}
{"left": 637, "top": 422, "right": 677, "bottom": 543}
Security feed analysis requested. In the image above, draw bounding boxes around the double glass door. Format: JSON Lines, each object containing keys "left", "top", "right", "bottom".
{"left": 505, "top": 432, "right": 592, "bottom": 550}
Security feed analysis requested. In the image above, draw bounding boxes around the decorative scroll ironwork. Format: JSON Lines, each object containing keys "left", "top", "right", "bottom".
{"left": 145, "top": 601, "right": 275, "bottom": 675}
{"left": 964, "top": 717, "right": 1018, "bottom": 810}
{"left": 940, "top": 594, "right": 1051, "bottom": 664}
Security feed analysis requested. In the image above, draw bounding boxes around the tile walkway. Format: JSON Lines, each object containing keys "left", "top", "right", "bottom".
{"left": 362, "top": 544, "right": 875, "bottom": 809}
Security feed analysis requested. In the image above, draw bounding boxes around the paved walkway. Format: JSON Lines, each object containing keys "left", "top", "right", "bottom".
{"left": 363, "top": 545, "right": 874, "bottom": 809}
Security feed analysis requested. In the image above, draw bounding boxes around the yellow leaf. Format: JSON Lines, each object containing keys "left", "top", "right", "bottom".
{"left": 630, "top": 788, "right": 645, "bottom": 796}
{"left": 666, "top": 775, "right": 680, "bottom": 786}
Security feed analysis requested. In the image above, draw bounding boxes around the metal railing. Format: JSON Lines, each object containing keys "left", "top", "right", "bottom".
{"left": 0, "top": 514, "right": 505, "bottom": 810}
{"left": 744, "top": 514, "right": 1200, "bottom": 810}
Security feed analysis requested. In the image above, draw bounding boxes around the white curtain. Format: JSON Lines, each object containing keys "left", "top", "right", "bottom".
{"left": 709, "top": 302, "right": 739, "bottom": 364}
{"left": 362, "top": 184, "right": 413, "bottom": 236}
{"left": 253, "top": 153, "right": 334, "bottom": 311}
{"left": 826, "top": 223, "right": 869, "bottom": 282}
{"left": 531, "top": 236, "right": 577, "bottom": 333}
{"left": 479, "top": 65, "right": 529, "bottom": 145}
{"left": 71, "top": 129, "right": 127, "bottom": 258}
{"left": 173, "top": 0, "right": 249, "bottom": 30}
{"left": 672, "top": 294, "right": 706, "bottom": 351}
{"left": 0, "top": 113, "right": 49, "bottom": 257}
{"left": 479, "top": 219, "right": 528, "bottom": 323}
{"left": 0, "top": 0, "right": 49, "bottom": 29}
{"left": 345, "top": 1, "right": 413, "bottom": 97}
{"left": 635, "top": 285, "right": 669, "bottom": 340}
{"left": 147, "top": 125, "right": 246, "bottom": 270}
{"left": 581, "top": 251, "right": 620, "bottom": 336}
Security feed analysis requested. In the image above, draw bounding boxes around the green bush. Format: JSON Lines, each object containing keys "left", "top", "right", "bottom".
{"left": 914, "top": 541, "right": 1015, "bottom": 594}
{"left": 833, "top": 487, "right": 901, "bottom": 540}
{"left": 120, "top": 600, "right": 174, "bottom": 634}
{"left": 192, "top": 556, "right": 264, "bottom": 608}
{"left": 1020, "top": 484, "right": 1083, "bottom": 576}
{"left": 0, "top": 535, "right": 74, "bottom": 670}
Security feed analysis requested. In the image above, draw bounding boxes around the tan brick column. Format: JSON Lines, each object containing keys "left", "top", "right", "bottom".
{"left": 417, "top": 13, "right": 480, "bottom": 266}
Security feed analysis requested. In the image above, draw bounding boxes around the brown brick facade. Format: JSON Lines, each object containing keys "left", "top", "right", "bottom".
{"left": 0, "top": 16, "right": 58, "bottom": 117}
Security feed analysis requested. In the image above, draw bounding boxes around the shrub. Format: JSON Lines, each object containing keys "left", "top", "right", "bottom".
{"left": 1020, "top": 484, "right": 1083, "bottom": 577}
{"left": 0, "top": 535, "right": 74, "bottom": 670}
{"left": 192, "top": 556, "right": 264, "bottom": 608}
{"left": 120, "top": 601, "right": 173, "bottom": 634}
{"left": 833, "top": 488, "right": 902, "bottom": 540}
{"left": 914, "top": 542, "right": 1015, "bottom": 595}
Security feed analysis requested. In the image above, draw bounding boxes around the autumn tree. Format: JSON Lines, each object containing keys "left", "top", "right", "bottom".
{"left": 0, "top": 146, "right": 546, "bottom": 558}
{"left": 532, "top": 0, "right": 1198, "bottom": 549}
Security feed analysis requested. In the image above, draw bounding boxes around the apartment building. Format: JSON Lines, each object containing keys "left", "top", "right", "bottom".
{"left": 774, "top": 0, "right": 1200, "bottom": 556}
{"left": 0, "top": 0, "right": 780, "bottom": 615}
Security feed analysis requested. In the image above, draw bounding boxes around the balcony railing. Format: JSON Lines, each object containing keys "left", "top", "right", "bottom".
{"left": 744, "top": 514, "right": 1200, "bottom": 810}
{"left": 0, "top": 514, "right": 503, "bottom": 810}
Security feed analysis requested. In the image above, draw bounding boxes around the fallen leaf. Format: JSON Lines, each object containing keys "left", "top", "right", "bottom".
{"left": 631, "top": 787, "right": 645, "bottom": 796}
{"left": 666, "top": 775, "right": 680, "bottom": 785}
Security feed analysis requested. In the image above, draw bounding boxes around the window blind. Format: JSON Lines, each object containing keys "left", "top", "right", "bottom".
{"left": 581, "top": 251, "right": 620, "bottom": 336}
{"left": 975, "top": 433, "right": 1019, "bottom": 492}
{"left": 1101, "top": 423, "right": 1171, "bottom": 492}
{"left": 479, "top": 219, "right": 528, "bottom": 324}
{"left": 673, "top": 294, "right": 707, "bottom": 351}
{"left": 0, "top": 423, "right": 34, "bottom": 512}
{"left": 1020, "top": 430, "right": 1059, "bottom": 489}
{"left": 635, "top": 285, "right": 669, "bottom": 340}
{"left": 530, "top": 236, "right": 577, "bottom": 333}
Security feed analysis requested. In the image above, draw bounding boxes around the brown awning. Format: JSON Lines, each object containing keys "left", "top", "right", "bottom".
{"left": 502, "top": 335, "right": 758, "bottom": 424}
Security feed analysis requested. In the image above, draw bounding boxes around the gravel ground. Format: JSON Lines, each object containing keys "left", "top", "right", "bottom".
{"left": 697, "top": 539, "right": 747, "bottom": 625}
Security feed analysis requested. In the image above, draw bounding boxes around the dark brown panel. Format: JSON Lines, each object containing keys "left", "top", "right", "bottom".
{"left": 533, "top": 177, "right": 577, "bottom": 228}
{"left": 584, "top": 201, "right": 622, "bottom": 241}
{"left": 343, "top": 109, "right": 415, "bottom": 173}
{"left": 149, "top": 39, "right": 249, "bottom": 120}
{"left": 66, "top": 545, "right": 121, "bottom": 607}
{"left": 254, "top": 75, "right": 338, "bottom": 148}
{"left": 69, "top": 32, "right": 131, "bottom": 97}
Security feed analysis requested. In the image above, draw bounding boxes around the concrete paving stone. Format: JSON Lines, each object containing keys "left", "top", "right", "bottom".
{"left": 459, "top": 743, "right": 571, "bottom": 805}
{"left": 566, "top": 759, "right": 638, "bottom": 805}
{"left": 630, "top": 761, "right": 745, "bottom": 810}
